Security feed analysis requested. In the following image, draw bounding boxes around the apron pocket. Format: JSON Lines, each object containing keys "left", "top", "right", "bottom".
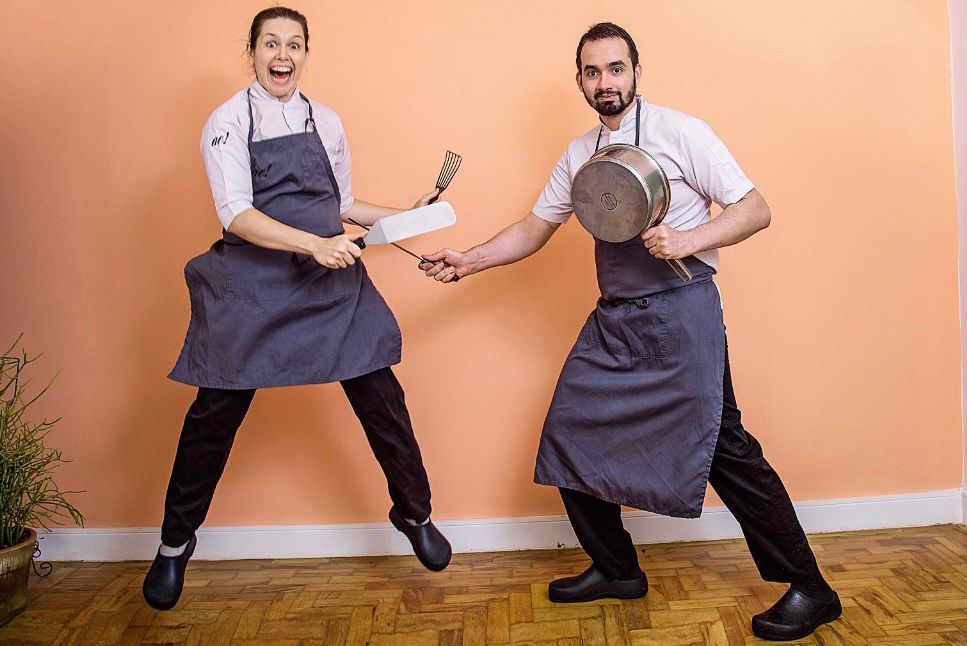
{"left": 224, "top": 245, "right": 358, "bottom": 302}
{"left": 589, "top": 296, "right": 670, "bottom": 359}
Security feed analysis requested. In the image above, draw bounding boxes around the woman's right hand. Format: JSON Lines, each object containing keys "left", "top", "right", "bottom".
{"left": 311, "top": 234, "right": 363, "bottom": 269}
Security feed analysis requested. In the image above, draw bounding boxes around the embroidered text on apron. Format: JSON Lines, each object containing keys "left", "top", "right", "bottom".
{"left": 169, "top": 91, "right": 401, "bottom": 388}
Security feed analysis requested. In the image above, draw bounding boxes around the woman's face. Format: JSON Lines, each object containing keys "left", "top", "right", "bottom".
{"left": 251, "top": 17, "right": 307, "bottom": 101}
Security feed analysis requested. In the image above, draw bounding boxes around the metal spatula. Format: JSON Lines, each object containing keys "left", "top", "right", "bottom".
{"left": 428, "top": 150, "right": 462, "bottom": 204}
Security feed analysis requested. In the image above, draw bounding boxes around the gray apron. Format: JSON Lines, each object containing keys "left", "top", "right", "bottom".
{"left": 169, "top": 91, "right": 401, "bottom": 389}
{"left": 534, "top": 114, "right": 726, "bottom": 518}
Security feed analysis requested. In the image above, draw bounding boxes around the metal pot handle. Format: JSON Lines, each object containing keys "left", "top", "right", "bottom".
{"left": 667, "top": 258, "right": 693, "bottom": 282}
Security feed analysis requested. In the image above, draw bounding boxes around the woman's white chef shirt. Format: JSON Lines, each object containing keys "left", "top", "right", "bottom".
{"left": 200, "top": 80, "right": 354, "bottom": 230}
{"left": 532, "top": 96, "right": 755, "bottom": 271}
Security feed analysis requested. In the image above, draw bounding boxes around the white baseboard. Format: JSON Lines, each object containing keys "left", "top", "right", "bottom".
{"left": 37, "top": 489, "right": 965, "bottom": 562}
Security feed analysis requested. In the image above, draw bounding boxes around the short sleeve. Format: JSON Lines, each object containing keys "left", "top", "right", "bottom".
{"left": 532, "top": 148, "right": 574, "bottom": 224}
{"left": 200, "top": 108, "right": 253, "bottom": 230}
{"left": 678, "top": 118, "right": 755, "bottom": 209}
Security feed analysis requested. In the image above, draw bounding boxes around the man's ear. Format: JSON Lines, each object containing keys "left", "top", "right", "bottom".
{"left": 634, "top": 64, "right": 642, "bottom": 84}
{"left": 576, "top": 71, "right": 583, "bottom": 93}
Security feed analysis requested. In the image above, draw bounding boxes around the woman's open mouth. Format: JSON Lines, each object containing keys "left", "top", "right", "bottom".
{"left": 269, "top": 65, "right": 293, "bottom": 83}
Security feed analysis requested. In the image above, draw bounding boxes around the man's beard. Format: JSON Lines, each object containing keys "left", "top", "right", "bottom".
{"left": 586, "top": 81, "right": 637, "bottom": 116}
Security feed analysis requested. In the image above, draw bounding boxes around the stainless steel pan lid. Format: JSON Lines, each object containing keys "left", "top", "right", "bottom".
{"left": 571, "top": 143, "right": 670, "bottom": 243}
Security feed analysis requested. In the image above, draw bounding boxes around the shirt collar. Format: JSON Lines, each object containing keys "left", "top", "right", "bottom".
{"left": 599, "top": 94, "right": 646, "bottom": 134}
{"left": 249, "top": 79, "right": 302, "bottom": 106}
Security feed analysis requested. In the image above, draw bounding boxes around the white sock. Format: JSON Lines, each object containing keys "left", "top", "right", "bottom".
{"left": 159, "top": 540, "right": 189, "bottom": 557}
{"left": 405, "top": 516, "right": 430, "bottom": 526}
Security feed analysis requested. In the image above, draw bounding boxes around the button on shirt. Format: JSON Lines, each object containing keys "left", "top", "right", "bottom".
{"left": 200, "top": 80, "right": 354, "bottom": 230}
{"left": 532, "top": 97, "right": 754, "bottom": 271}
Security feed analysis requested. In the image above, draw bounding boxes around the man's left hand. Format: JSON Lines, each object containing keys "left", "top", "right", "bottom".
{"left": 641, "top": 224, "right": 694, "bottom": 260}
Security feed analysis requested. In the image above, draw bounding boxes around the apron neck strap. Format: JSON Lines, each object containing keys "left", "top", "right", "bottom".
{"left": 300, "top": 93, "right": 316, "bottom": 132}
{"left": 594, "top": 97, "right": 641, "bottom": 153}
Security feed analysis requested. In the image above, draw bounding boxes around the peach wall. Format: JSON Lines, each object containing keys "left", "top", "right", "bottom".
{"left": 0, "top": 0, "right": 960, "bottom": 530}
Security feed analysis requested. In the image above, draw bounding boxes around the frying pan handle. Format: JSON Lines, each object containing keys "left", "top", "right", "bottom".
{"left": 668, "top": 258, "right": 693, "bottom": 282}
{"left": 418, "top": 258, "right": 460, "bottom": 283}
{"left": 353, "top": 237, "right": 366, "bottom": 250}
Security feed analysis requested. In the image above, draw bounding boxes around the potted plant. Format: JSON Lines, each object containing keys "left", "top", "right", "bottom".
{"left": 0, "top": 336, "right": 83, "bottom": 626}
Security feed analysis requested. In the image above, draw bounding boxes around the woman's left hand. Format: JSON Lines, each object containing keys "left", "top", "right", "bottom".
{"left": 414, "top": 188, "right": 442, "bottom": 208}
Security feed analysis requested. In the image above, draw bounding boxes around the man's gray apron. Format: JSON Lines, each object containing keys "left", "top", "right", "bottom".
{"left": 169, "top": 91, "right": 401, "bottom": 389}
{"left": 534, "top": 109, "right": 725, "bottom": 518}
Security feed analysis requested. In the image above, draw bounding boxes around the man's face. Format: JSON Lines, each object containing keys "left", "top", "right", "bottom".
{"left": 576, "top": 37, "right": 640, "bottom": 117}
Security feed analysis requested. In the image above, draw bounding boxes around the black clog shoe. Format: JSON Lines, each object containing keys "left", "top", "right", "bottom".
{"left": 389, "top": 507, "right": 452, "bottom": 572}
{"left": 548, "top": 565, "right": 647, "bottom": 603}
{"left": 142, "top": 534, "right": 197, "bottom": 611}
{"left": 752, "top": 587, "right": 842, "bottom": 641}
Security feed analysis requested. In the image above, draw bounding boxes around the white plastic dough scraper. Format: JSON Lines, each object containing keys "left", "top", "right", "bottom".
{"left": 347, "top": 201, "right": 459, "bottom": 280}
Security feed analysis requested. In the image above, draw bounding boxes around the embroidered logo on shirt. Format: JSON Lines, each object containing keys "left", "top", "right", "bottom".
{"left": 211, "top": 131, "right": 230, "bottom": 147}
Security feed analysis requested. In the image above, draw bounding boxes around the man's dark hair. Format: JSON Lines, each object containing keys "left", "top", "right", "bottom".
{"left": 575, "top": 22, "right": 639, "bottom": 72}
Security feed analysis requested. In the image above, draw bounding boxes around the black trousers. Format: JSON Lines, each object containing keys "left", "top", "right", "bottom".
{"left": 160, "top": 367, "right": 432, "bottom": 546}
{"left": 559, "top": 341, "right": 824, "bottom": 585}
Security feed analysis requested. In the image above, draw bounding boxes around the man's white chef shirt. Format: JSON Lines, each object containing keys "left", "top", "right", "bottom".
{"left": 532, "top": 96, "right": 755, "bottom": 271}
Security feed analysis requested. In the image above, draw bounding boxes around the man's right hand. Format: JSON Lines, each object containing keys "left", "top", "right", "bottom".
{"left": 312, "top": 234, "right": 363, "bottom": 269}
{"left": 420, "top": 249, "right": 469, "bottom": 283}
{"left": 417, "top": 213, "right": 558, "bottom": 284}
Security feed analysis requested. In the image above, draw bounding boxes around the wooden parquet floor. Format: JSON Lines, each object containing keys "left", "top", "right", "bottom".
{"left": 0, "top": 524, "right": 963, "bottom": 645}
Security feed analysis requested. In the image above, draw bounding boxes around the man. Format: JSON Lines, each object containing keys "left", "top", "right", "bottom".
{"left": 421, "top": 22, "right": 841, "bottom": 642}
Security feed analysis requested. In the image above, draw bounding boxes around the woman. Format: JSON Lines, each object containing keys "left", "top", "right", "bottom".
{"left": 143, "top": 7, "right": 451, "bottom": 611}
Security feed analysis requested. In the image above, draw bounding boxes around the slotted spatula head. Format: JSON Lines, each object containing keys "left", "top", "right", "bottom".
{"left": 430, "top": 150, "right": 462, "bottom": 204}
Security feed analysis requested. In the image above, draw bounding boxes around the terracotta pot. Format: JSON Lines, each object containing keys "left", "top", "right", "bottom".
{"left": 0, "top": 528, "right": 36, "bottom": 626}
